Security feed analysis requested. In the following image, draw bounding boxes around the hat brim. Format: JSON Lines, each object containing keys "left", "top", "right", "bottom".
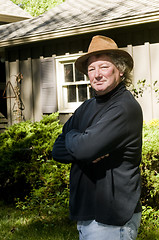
{"left": 75, "top": 49, "right": 133, "bottom": 75}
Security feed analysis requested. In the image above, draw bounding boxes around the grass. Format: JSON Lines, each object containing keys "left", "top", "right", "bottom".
{"left": 0, "top": 203, "right": 78, "bottom": 240}
{"left": 0, "top": 202, "right": 158, "bottom": 240}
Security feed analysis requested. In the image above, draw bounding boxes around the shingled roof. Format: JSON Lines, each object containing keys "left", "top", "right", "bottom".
{"left": 0, "top": 0, "right": 159, "bottom": 47}
{"left": 0, "top": 0, "right": 32, "bottom": 23}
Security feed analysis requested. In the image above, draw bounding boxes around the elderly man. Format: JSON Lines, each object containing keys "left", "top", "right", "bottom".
{"left": 52, "top": 35, "right": 143, "bottom": 240}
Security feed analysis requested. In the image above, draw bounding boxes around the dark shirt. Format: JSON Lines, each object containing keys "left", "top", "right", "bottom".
{"left": 52, "top": 82, "right": 143, "bottom": 226}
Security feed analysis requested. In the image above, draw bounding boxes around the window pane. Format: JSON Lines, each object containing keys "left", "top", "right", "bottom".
{"left": 64, "top": 64, "right": 73, "bottom": 82}
{"left": 78, "top": 85, "right": 87, "bottom": 102}
{"left": 75, "top": 68, "right": 84, "bottom": 81}
{"left": 68, "top": 85, "right": 76, "bottom": 102}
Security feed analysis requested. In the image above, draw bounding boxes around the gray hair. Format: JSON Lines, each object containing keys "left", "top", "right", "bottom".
{"left": 106, "top": 53, "right": 133, "bottom": 87}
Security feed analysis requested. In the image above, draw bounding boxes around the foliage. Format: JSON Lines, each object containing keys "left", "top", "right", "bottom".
{"left": 130, "top": 79, "right": 147, "bottom": 99}
{"left": 137, "top": 206, "right": 159, "bottom": 240}
{"left": 11, "top": 0, "right": 65, "bottom": 16}
{"left": 141, "top": 119, "right": 159, "bottom": 208}
{"left": 130, "top": 79, "right": 159, "bottom": 102}
{"left": 0, "top": 114, "right": 159, "bottom": 223}
{"left": 16, "top": 160, "right": 70, "bottom": 216}
{"left": 0, "top": 113, "right": 63, "bottom": 210}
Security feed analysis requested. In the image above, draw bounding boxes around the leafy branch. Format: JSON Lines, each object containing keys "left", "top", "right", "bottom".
{"left": 11, "top": 0, "right": 65, "bottom": 17}
{"left": 129, "top": 79, "right": 159, "bottom": 102}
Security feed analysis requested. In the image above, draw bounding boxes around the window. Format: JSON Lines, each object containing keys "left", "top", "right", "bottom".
{"left": 56, "top": 54, "right": 94, "bottom": 113}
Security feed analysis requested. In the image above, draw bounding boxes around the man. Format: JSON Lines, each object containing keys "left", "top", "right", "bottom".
{"left": 52, "top": 35, "right": 143, "bottom": 240}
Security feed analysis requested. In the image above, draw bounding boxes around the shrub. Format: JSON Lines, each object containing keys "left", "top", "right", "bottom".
{"left": 0, "top": 116, "right": 158, "bottom": 217}
{"left": 0, "top": 113, "right": 63, "bottom": 206}
{"left": 16, "top": 159, "right": 71, "bottom": 216}
{"left": 141, "top": 119, "right": 159, "bottom": 209}
{"left": 137, "top": 206, "right": 159, "bottom": 240}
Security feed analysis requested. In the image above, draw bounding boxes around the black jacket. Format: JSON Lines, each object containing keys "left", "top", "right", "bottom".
{"left": 52, "top": 82, "right": 143, "bottom": 226}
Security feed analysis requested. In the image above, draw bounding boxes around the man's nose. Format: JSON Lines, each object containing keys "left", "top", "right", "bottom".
{"left": 95, "top": 68, "right": 102, "bottom": 78}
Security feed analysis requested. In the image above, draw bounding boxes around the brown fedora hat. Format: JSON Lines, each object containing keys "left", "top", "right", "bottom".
{"left": 75, "top": 35, "right": 133, "bottom": 75}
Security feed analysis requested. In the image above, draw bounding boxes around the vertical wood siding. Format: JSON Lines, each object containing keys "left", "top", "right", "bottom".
{"left": 20, "top": 58, "right": 34, "bottom": 121}
{"left": 126, "top": 43, "right": 159, "bottom": 121}
{"left": 5, "top": 39, "right": 159, "bottom": 124}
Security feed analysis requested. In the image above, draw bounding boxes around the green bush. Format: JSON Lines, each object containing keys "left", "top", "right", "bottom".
{"left": 0, "top": 113, "right": 64, "bottom": 208}
{"left": 16, "top": 159, "right": 70, "bottom": 216}
{"left": 0, "top": 116, "right": 158, "bottom": 217}
{"left": 141, "top": 119, "right": 159, "bottom": 209}
{"left": 137, "top": 206, "right": 159, "bottom": 240}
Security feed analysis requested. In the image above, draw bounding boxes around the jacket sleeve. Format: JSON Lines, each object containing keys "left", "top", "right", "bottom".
{"left": 52, "top": 107, "right": 81, "bottom": 164}
{"left": 65, "top": 105, "right": 128, "bottom": 163}
{"left": 52, "top": 133, "right": 75, "bottom": 164}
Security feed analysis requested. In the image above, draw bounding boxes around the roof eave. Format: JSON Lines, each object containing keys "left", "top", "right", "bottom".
{"left": 0, "top": 13, "right": 159, "bottom": 48}
{"left": 0, "top": 14, "right": 31, "bottom": 23}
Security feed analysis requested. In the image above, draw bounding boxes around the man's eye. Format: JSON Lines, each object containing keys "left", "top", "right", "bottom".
{"left": 88, "top": 68, "right": 94, "bottom": 72}
{"left": 101, "top": 65, "right": 108, "bottom": 68}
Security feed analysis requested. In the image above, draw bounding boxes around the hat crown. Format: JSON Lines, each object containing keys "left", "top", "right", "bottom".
{"left": 88, "top": 35, "right": 118, "bottom": 53}
{"left": 75, "top": 35, "right": 133, "bottom": 75}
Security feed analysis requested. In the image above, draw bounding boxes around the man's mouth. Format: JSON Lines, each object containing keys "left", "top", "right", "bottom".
{"left": 95, "top": 81, "right": 106, "bottom": 85}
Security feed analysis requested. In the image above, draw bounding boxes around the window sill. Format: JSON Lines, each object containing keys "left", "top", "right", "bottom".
{"left": 59, "top": 109, "right": 75, "bottom": 114}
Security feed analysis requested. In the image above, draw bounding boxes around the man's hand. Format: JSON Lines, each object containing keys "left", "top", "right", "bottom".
{"left": 93, "top": 154, "right": 109, "bottom": 163}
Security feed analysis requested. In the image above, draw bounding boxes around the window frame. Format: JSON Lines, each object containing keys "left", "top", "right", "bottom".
{"left": 55, "top": 53, "right": 91, "bottom": 113}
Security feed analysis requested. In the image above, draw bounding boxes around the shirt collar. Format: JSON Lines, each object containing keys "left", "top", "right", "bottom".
{"left": 95, "top": 82, "right": 126, "bottom": 102}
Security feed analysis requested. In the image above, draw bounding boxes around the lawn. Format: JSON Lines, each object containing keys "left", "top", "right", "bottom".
{"left": 0, "top": 203, "right": 78, "bottom": 240}
{"left": 0, "top": 202, "right": 158, "bottom": 240}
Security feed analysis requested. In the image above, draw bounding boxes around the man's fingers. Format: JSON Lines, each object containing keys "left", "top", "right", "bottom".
{"left": 93, "top": 154, "right": 109, "bottom": 163}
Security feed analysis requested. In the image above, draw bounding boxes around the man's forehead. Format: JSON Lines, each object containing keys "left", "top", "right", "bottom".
{"left": 87, "top": 54, "right": 113, "bottom": 66}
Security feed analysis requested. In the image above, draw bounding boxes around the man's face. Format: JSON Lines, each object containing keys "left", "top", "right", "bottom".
{"left": 87, "top": 54, "right": 123, "bottom": 96}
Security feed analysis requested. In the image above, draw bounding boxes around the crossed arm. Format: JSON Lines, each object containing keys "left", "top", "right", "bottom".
{"left": 52, "top": 106, "right": 126, "bottom": 164}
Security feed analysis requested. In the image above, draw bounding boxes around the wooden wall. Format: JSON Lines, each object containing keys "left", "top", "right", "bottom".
{"left": 4, "top": 21, "right": 159, "bottom": 124}
{"left": 125, "top": 43, "right": 159, "bottom": 121}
